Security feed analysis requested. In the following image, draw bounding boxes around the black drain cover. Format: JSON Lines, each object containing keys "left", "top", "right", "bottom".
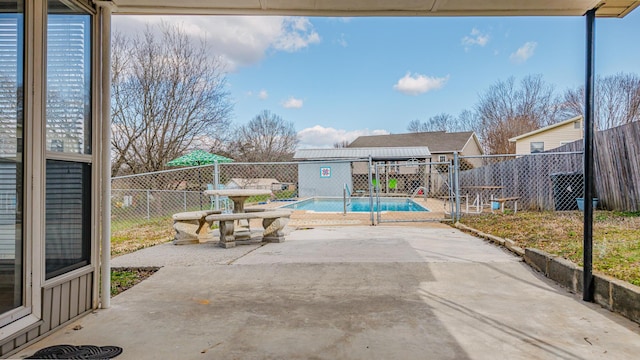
{"left": 26, "top": 344, "right": 123, "bottom": 359}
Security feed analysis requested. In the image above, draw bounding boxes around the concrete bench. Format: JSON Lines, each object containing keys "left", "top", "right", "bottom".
{"left": 205, "top": 210, "right": 292, "bottom": 248}
{"left": 491, "top": 197, "right": 520, "bottom": 214}
{"left": 172, "top": 210, "right": 221, "bottom": 245}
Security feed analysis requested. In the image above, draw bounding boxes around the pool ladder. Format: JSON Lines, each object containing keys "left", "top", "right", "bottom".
{"left": 343, "top": 183, "right": 352, "bottom": 215}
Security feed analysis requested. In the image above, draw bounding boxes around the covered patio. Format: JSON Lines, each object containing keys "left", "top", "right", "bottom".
{"left": 2, "top": 0, "right": 639, "bottom": 357}
{"left": 15, "top": 224, "right": 640, "bottom": 359}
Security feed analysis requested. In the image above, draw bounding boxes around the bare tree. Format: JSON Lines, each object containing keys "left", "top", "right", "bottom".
{"left": 333, "top": 140, "right": 351, "bottom": 148}
{"left": 229, "top": 110, "right": 298, "bottom": 162}
{"left": 407, "top": 119, "right": 427, "bottom": 132}
{"left": 476, "top": 75, "right": 561, "bottom": 154}
{"left": 407, "top": 114, "right": 452, "bottom": 132}
{"left": 110, "top": 22, "right": 232, "bottom": 176}
{"left": 560, "top": 72, "right": 640, "bottom": 130}
{"left": 407, "top": 112, "right": 479, "bottom": 134}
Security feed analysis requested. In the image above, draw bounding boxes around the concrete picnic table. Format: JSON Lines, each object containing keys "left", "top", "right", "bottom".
{"left": 203, "top": 188, "right": 272, "bottom": 213}
{"left": 203, "top": 189, "right": 272, "bottom": 240}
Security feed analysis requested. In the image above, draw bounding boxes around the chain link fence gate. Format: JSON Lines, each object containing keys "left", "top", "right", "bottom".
{"left": 373, "top": 161, "right": 454, "bottom": 223}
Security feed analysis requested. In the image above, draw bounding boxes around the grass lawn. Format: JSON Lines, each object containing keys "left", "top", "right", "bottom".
{"left": 111, "top": 216, "right": 174, "bottom": 257}
{"left": 458, "top": 211, "right": 640, "bottom": 286}
{"left": 110, "top": 267, "right": 159, "bottom": 297}
{"left": 110, "top": 217, "right": 173, "bottom": 296}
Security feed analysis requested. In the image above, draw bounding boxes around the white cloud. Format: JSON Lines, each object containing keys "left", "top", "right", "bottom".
{"left": 336, "top": 33, "right": 348, "bottom": 47}
{"left": 393, "top": 72, "right": 449, "bottom": 96}
{"left": 112, "top": 15, "right": 321, "bottom": 71}
{"left": 462, "top": 28, "right": 489, "bottom": 50}
{"left": 258, "top": 90, "right": 269, "bottom": 100}
{"left": 282, "top": 97, "right": 303, "bottom": 109}
{"left": 510, "top": 42, "right": 537, "bottom": 63}
{"left": 272, "top": 18, "right": 321, "bottom": 52}
{"left": 297, "top": 126, "right": 389, "bottom": 149}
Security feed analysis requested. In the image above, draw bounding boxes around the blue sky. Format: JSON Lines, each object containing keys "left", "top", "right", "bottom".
{"left": 113, "top": 11, "right": 640, "bottom": 148}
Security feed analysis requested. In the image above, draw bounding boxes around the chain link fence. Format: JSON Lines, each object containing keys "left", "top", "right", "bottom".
{"left": 457, "top": 151, "right": 584, "bottom": 216}
{"left": 111, "top": 158, "right": 456, "bottom": 229}
{"left": 111, "top": 151, "right": 591, "bottom": 233}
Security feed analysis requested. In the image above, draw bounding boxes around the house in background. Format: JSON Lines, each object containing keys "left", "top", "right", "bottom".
{"left": 348, "top": 131, "right": 484, "bottom": 166}
{"left": 226, "top": 178, "right": 283, "bottom": 191}
{"left": 508, "top": 115, "right": 584, "bottom": 154}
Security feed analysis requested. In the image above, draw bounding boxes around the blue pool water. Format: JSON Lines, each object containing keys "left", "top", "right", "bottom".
{"left": 281, "top": 197, "right": 429, "bottom": 212}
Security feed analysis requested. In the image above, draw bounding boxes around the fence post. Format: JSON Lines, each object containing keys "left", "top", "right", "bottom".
{"left": 343, "top": 185, "right": 347, "bottom": 216}
{"left": 146, "top": 190, "right": 150, "bottom": 220}
{"left": 214, "top": 160, "right": 220, "bottom": 210}
{"left": 368, "top": 156, "right": 374, "bottom": 225}
{"left": 454, "top": 152, "right": 461, "bottom": 221}
{"left": 183, "top": 190, "right": 187, "bottom": 211}
{"left": 375, "top": 165, "right": 381, "bottom": 224}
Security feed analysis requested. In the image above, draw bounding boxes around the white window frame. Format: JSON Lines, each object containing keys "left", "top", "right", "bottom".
{"left": 41, "top": 0, "right": 98, "bottom": 294}
{"left": 438, "top": 155, "right": 447, "bottom": 162}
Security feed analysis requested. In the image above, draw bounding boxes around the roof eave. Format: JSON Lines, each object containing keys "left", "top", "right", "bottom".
{"left": 508, "top": 115, "right": 584, "bottom": 142}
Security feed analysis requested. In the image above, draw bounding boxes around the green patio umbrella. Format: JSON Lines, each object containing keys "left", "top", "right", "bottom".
{"left": 166, "top": 149, "right": 233, "bottom": 167}
{"left": 167, "top": 150, "right": 234, "bottom": 209}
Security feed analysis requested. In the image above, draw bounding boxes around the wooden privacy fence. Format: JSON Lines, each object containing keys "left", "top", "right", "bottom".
{"left": 591, "top": 121, "right": 640, "bottom": 211}
{"left": 458, "top": 121, "right": 640, "bottom": 212}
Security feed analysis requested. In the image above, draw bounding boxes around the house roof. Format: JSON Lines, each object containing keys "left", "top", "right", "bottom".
{"left": 111, "top": 1, "right": 639, "bottom": 18}
{"left": 293, "top": 147, "right": 430, "bottom": 161}
{"left": 348, "top": 131, "right": 476, "bottom": 153}
{"left": 508, "top": 115, "right": 584, "bottom": 142}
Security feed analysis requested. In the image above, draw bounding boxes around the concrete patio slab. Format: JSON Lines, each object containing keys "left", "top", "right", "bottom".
{"left": 13, "top": 224, "right": 640, "bottom": 360}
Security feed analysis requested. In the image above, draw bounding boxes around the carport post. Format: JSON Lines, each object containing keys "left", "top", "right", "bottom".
{"left": 96, "top": 0, "right": 115, "bottom": 310}
{"left": 583, "top": 8, "right": 596, "bottom": 302}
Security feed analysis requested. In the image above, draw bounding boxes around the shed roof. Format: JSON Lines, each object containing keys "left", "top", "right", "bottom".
{"left": 348, "top": 131, "right": 475, "bottom": 153}
{"left": 293, "top": 147, "right": 430, "bottom": 161}
{"left": 111, "top": 0, "right": 639, "bottom": 18}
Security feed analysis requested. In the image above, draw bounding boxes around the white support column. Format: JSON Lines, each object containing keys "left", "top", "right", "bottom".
{"left": 95, "top": 0, "right": 115, "bottom": 310}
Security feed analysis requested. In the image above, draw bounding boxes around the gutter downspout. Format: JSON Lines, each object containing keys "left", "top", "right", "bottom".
{"left": 96, "top": 0, "right": 115, "bottom": 309}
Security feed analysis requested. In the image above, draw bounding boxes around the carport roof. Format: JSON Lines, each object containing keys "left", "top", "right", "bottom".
{"left": 110, "top": 0, "right": 639, "bottom": 18}
{"left": 293, "top": 146, "right": 431, "bottom": 161}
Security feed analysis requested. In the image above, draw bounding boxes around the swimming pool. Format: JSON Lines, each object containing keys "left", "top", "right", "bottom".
{"left": 281, "top": 197, "right": 429, "bottom": 212}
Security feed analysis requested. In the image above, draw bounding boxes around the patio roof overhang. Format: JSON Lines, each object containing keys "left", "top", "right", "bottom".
{"left": 109, "top": 0, "right": 639, "bottom": 18}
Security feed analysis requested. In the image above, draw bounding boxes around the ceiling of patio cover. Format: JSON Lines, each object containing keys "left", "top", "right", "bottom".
{"left": 110, "top": 0, "right": 639, "bottom": 18}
